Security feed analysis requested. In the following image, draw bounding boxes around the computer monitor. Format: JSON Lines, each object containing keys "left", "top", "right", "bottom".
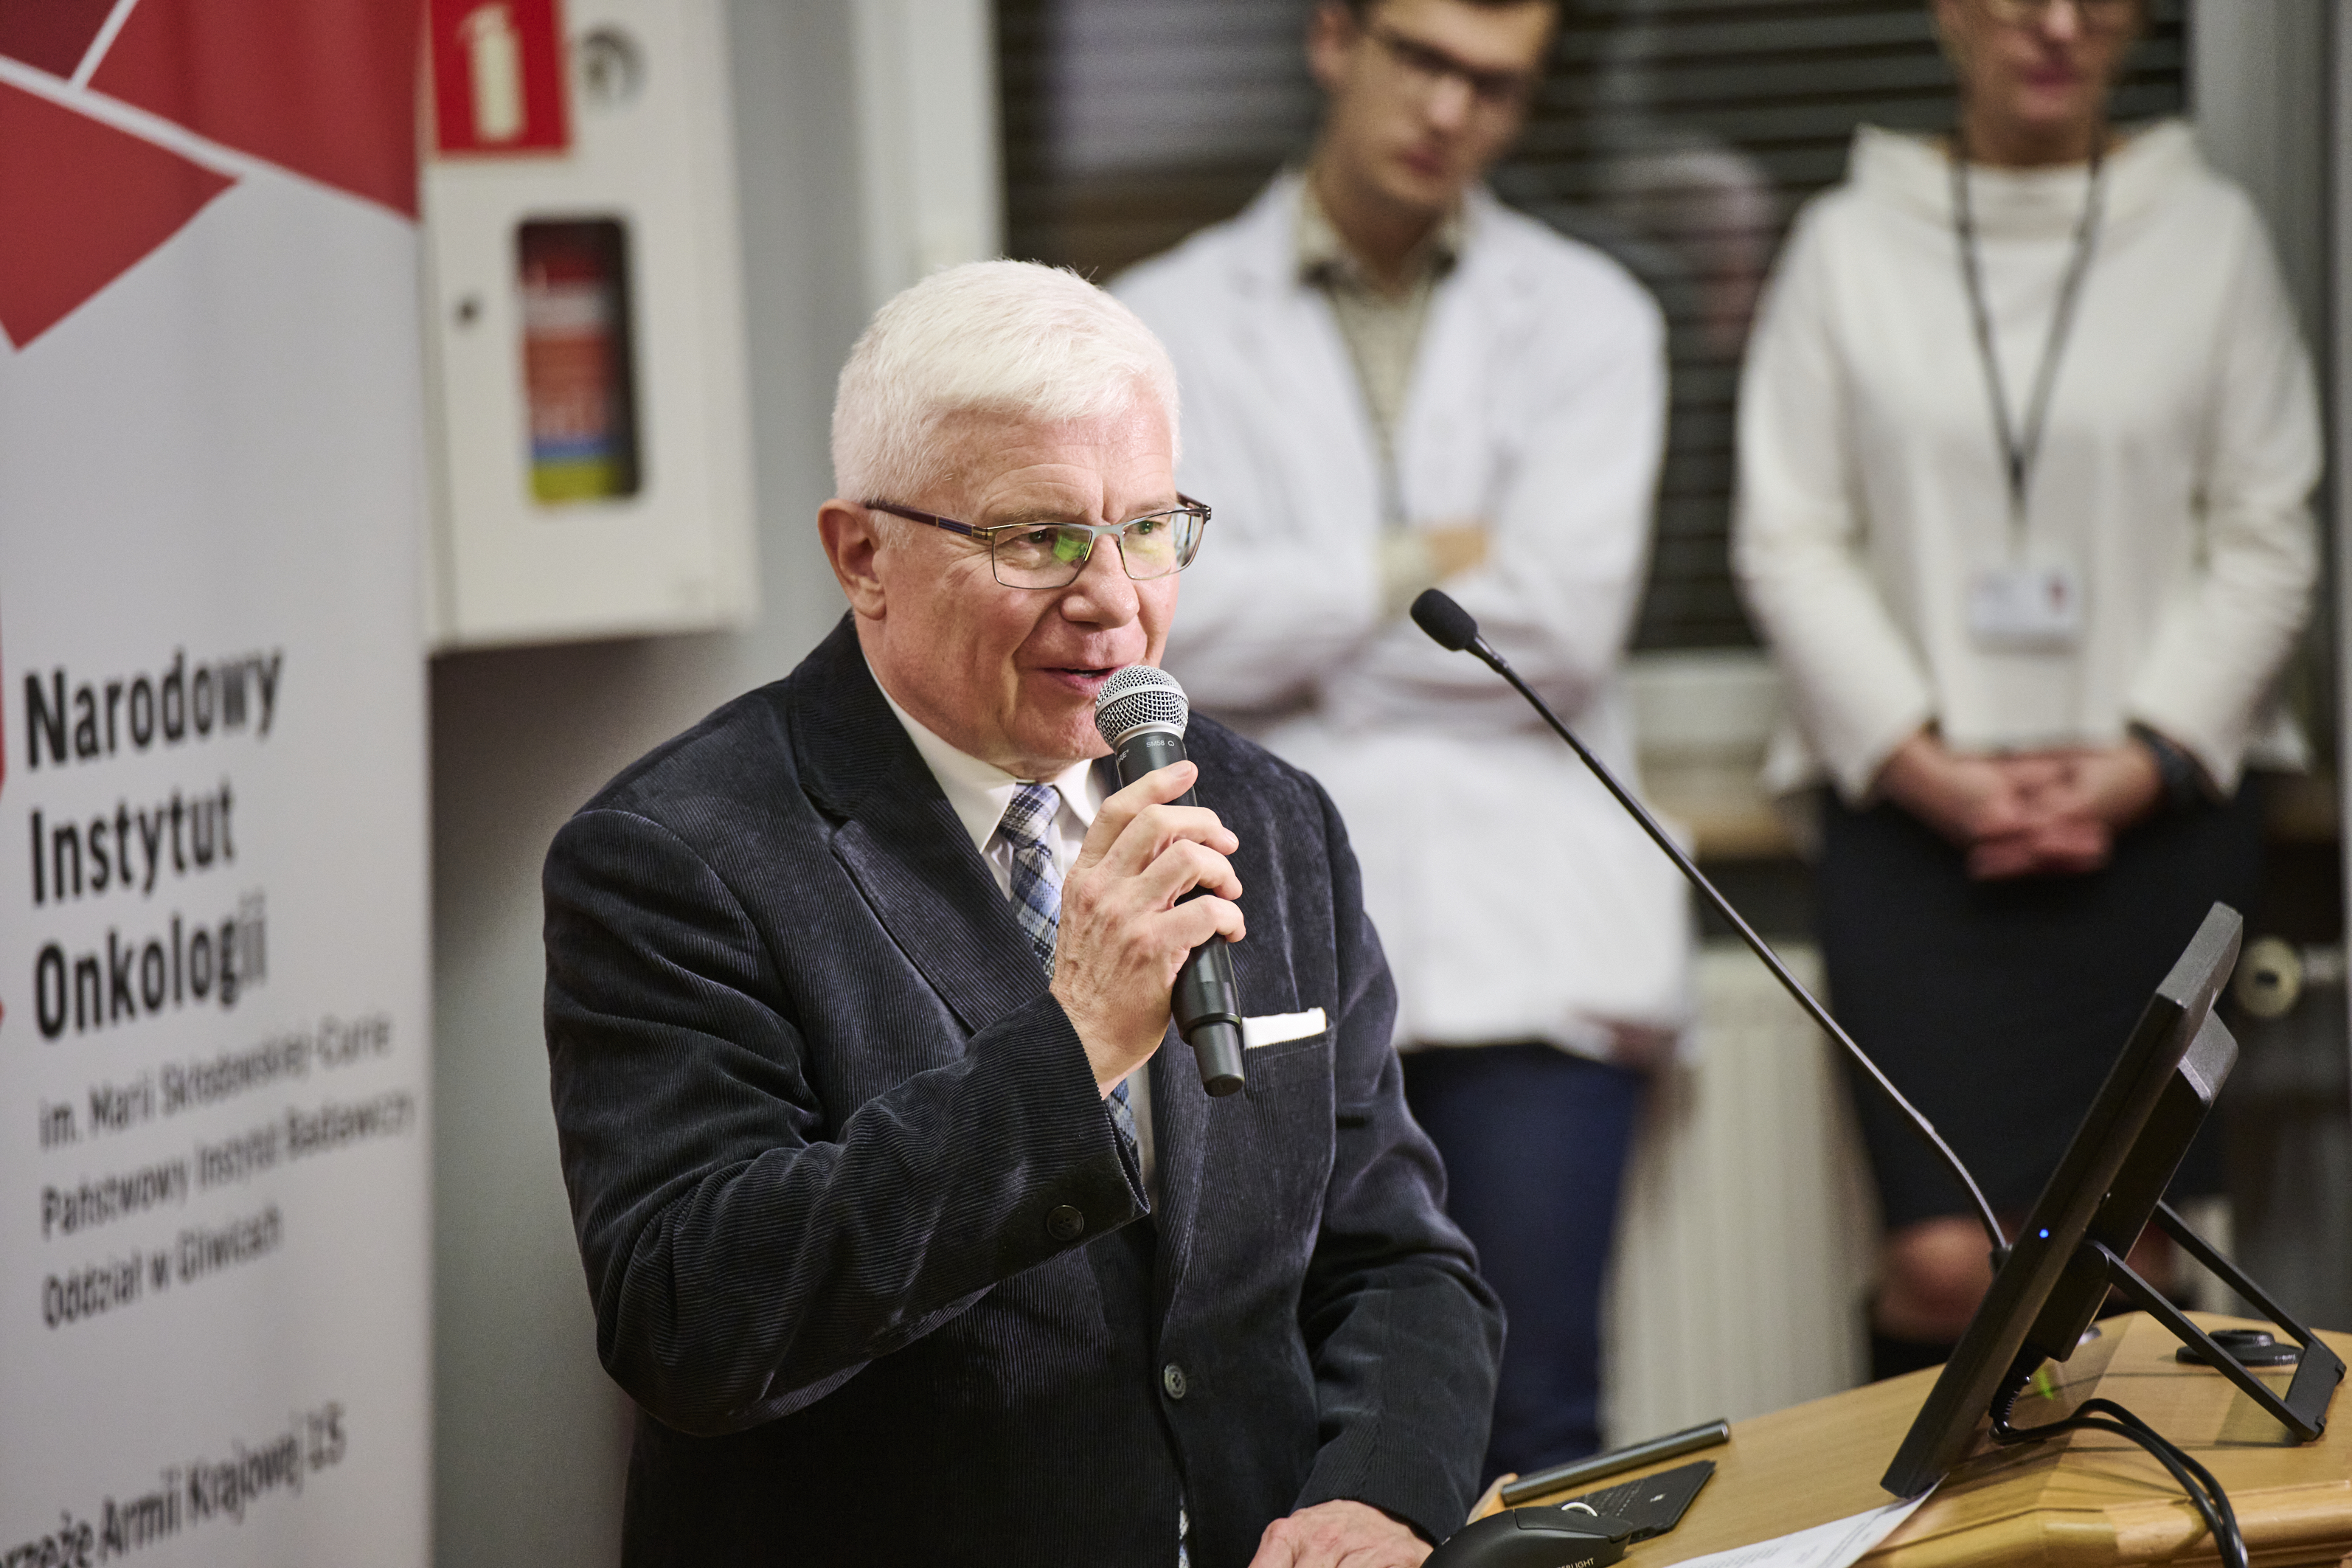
{"left": 1881, "top": 903, "right": 2343, "bottom": 1498}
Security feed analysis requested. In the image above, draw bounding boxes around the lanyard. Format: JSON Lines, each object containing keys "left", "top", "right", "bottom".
{"left": 1950, "top": 126, "right": 2106, "bottom": 543}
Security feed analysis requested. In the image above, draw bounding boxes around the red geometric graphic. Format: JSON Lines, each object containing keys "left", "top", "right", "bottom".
{"left": 0, "top": 79, "right": 233, "bottom": 348}
{"left": 0, "top": 0, "right": 119, "bottom": 78}
{"left": 0, "top": 0, "right": 420, "bottom": 349}
{"left": 91, "top": 0, "right": 422, "bottom": 220}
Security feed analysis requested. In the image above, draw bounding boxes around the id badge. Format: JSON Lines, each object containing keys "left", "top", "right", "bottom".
{"left": 1967, "top": 563, "right": 2083, "bottom": 652}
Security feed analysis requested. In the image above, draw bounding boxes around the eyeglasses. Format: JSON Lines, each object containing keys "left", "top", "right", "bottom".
{"left": 1978, "top": 0, "right": 2140, "bottom": 32}
{"left": 865, "top": 496, "right": 1212, "bottom": 589}
{"left": 1367, "top": 23, "right": 1538, "bottom": 112}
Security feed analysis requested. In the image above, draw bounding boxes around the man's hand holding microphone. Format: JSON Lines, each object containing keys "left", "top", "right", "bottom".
{"left": 1051, "top": 757, "right": 1246, "bottom": 1096}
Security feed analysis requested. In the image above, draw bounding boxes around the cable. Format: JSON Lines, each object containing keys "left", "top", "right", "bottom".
{"left": 1990, "top": 1370, "right": 2246, "bottom": 1568}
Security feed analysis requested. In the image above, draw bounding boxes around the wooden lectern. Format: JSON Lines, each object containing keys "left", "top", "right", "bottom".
{"left": 1475, "top": 1314, "right": 2352, "bottom": 1567}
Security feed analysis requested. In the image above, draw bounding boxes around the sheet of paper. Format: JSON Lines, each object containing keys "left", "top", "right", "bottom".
{"left": 1653, "top": 1486, "right": 1936, "bottom": 1568}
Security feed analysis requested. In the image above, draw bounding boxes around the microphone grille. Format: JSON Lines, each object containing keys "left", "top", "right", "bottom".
{"left": 1094, "top": 665, "right": 1190, "bottom": 746}
{"left": 1409, "top": 589, "right": 1480, "bottom": 653}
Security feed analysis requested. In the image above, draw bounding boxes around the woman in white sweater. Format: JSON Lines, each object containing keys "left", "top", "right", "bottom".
{"left": 1734, "top": 0, "right": 2319, "bottom": 1376}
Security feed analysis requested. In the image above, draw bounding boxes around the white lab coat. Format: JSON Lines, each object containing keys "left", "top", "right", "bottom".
{"left": 1116, "top": 174, "right": 1693, "bottom": 1058}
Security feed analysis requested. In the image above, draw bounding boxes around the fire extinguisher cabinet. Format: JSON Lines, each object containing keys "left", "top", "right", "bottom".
{"left": 420, "top": 0, "right": 756, "bottom": 648}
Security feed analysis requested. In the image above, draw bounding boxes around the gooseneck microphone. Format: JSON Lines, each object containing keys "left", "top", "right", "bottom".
{"left": 1093, "top": 666, "right": 1247, "bottom": 1097}
{"left": 1409, "top": 589, "right": 2005, "bottom": 1250}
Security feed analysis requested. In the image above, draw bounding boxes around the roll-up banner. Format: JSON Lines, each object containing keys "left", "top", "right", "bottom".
{"left": 0, "top": 4, "right": 431, "bottom": 1563}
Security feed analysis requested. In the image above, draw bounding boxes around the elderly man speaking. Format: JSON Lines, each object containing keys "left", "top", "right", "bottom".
{"left": 544, "top": 262, "right": 1501, "bottom": 1568}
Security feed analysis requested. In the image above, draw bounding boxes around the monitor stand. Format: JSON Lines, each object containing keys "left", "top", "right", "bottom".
{"left": 2086, "top": 1200, "right": 2344, "bottom": 1443}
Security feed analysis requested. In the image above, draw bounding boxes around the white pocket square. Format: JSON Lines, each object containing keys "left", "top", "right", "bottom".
{"left": 1241, "top": 1008, "right": 1327, "bottom": 1050}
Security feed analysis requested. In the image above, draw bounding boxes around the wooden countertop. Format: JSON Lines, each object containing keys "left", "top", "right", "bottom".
{"left": 1475, "top": 1313, "right": 2352, "bottom": 1568}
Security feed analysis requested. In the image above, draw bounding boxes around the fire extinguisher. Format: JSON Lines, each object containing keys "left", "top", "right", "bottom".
{"left": 518, "top": 221, "right": 641, "bottom": 503}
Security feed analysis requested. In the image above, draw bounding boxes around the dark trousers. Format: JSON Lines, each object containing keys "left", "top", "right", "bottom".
{"left": 1402, "top": 1044, "right": 1646, "bottom": 1482}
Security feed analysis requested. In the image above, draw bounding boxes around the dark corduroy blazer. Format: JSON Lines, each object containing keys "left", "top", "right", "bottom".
{"left": 544, "top": 617, "right": 1502, "bottom": 1567}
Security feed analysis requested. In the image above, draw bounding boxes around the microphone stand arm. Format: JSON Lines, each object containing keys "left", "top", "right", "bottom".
{"left": 1460, "top": 634, "right": 2008, "bottom": 1253}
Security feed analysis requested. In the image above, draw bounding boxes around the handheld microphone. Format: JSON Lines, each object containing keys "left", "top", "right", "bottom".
{"left": 1408, "top": 589, "right": 2005, "bottom": 1249}
{"left": 1093, "top": 666, "right": 1247, "bottom": 1097}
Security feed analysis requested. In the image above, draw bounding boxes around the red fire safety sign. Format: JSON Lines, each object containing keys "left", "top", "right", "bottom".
{"left": 429, "top": 0, "right": 572, "bottom": 156}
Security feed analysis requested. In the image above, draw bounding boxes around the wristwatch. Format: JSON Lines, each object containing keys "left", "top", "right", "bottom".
{"left": 2129, "top": 724, "right": 2205, "bottom": 813}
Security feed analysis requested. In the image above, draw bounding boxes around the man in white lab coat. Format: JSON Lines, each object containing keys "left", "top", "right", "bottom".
{"left": 1115, "top": 0, "right": 1690, "bottom": 1478}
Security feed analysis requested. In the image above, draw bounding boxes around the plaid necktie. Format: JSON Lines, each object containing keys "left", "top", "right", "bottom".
{"left": 999, "top": 783, "right": 1139, "bottom": 1166}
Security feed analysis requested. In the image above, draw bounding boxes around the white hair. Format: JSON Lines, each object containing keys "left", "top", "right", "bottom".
{"left": 830, "top": 260, "right": 1182, "bottom": 506}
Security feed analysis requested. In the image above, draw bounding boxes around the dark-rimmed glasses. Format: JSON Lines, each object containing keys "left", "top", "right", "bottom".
{"left": 1980, "top": 0, "right": 2140, "bottom": 32}
{"left": 864, "top": 496, "right": 1212, "bottom": 589}
{"left": 1367, "top": 22, "right": 1539, "bottom": 112}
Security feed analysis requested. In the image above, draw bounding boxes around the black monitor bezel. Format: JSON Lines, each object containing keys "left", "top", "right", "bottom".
{"left": 1879, "top": 903, "right": 2243, "bottom": 1497}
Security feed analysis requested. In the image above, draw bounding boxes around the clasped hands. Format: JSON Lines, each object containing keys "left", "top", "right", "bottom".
{"left": 1876, "top": 729, "right": 2167, "bottom": 881}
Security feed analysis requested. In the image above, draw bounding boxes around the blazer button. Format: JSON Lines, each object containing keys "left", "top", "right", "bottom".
{"left": 1162, "top": 1362, "right": 1188, "bottom": 1401}
{"left": 1047, "top": 1204, "right": 1086, "bottom": 1243}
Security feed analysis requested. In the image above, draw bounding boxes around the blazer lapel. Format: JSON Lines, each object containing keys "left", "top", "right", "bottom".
{"left": 1147, "top": 1027, "right": 1208, "bottom": 1314}
{"left": 1079, "top": 752, "right": 1207, "bottom": 1295}
{"left": 789, "top": 617, "right": 1047, "bottom": 1036}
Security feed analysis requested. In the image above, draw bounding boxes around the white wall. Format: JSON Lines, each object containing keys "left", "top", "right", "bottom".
{"left": 427, "top": 3, "right": 870, "bottom": 1561}
{"left": 2182, "top": 7, "right": 2339, "bottom": 780}
{"left": 850, "top": 0, "right": 1004, "bottom": 308}
{"left": 2190, "top": 0, "right": 2330, "bottom": 347}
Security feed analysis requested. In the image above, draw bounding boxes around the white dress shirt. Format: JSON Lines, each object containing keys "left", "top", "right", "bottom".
{"left": 873, "top": 676, "right": 1156, "bottom": 1194}
{"left": 1735, "top": 121, "right": 2320, "bottom": 802}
